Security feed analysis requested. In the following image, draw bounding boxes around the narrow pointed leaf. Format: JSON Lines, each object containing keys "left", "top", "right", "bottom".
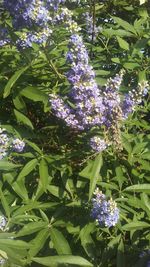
{"left": 33, "top": 255, "right": 93, "bottom": 266}
{"left": 14, "top": 109, "right": 34, "bottom": 129}
{"left": 50, "top": 227, "right": 72, "bottom": 255}
{"left": 89, "top": 154, "right": 103, "bottom": 200}
{"left": 17, "top": 158, "right": 38, "bottom": 181}
{"left": 3, "top": 66, "right": 29, "bottom": 98}
{"left": 39, "top": 158, "right": 49, "bottom": 191}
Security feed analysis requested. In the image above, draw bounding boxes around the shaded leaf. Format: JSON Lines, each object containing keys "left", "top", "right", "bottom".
{"left": 33, "top": 255, "right": 93, "bottom": 267}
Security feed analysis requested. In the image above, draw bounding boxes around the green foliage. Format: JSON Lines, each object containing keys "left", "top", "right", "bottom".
{"left": 0, "top": 0, "right": 150, "bottom": 267}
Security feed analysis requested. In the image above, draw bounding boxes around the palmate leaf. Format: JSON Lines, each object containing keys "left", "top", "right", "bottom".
{"left": 33, "top": 255, "right": 93, "bottom": 267}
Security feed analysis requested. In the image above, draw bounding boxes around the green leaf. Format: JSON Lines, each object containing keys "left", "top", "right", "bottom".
{"left": 124, "top": 184, "right": 150, "bottom": 193}
{"left": 117, "top": 238, "right": 125, "bottom": 267}
{"left": 117, "top": 36, "right": 129, "bottom": 50}
{"left": 3, "top": 66, "right": 29, "bottom": 98}
{"left": 25, "top": 140, "right": 42, "bottom": 154}
{"left": 0, "top": 188, "right": 10, "bottom": 218}
{"left": 0, "top": 247, "right": 27, "bottom": 266}
{"left": 13, "top": 95, "right": 27, "bottom": 112}
{"left": 121, "top": 133, "right": 132, "bottom": 153}
{"left": 107, "top": 235, "right": 121, "bottom": 248}
{"left": 79, "top": 161, "right": 93, "bottom": 179}
{"left": 0, "top": 239, "right": 30, "bottom": 249}
{"left": 20, "top": 86, "right": 48, "bottom": 103}
{"left": 17, "top": 158, "right": 38, "bottom": 181}
{"left": 14, "top": 109, "right": 34, "bottom": 129}
{"left": 123, "top": 62, "right": 140, "bottom": 69}
{"left": 89, "top": 154, "right": 103, "bottom": 200}
{"left": 17, "top": 222, "right": 48, "bottom": 237}
{"left": 29, "top": 229, "right": 50, "bottom": 257}
{"left": 80, "top": 223, "right": 95, "bottom": 258}
{"left": 50, "top": 227, "right": 72, "bottom": 255}
{"left": 0, "top": 161, "right": 20, "bottom": 171}
{"left": 33, "top": 256, "right": 93, "bottom": 267}
{"left": 122, "top": 222, "right": 150, "bottom": 231}
{"left": 12, "top": 179, "right": 28, "bottom": 200}
{"left": 112, "top": 16, "right": 137, "bottom": 34}
{"left": 39, "top": 158, "right": 49, "bottom": 191}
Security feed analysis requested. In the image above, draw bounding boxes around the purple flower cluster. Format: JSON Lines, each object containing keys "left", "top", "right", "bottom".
{"left": 3, "top": 0, "right": 52, "bottom": 28}
{"left": 46, "top": 0, "right": 65, "bottom": 11}
{"left": 101, "top": 71, "right": 124, "bottom": 127}
{"left": 12, "top": 138, "right": 25, "bottom": 152}
{"left": 49, "top": 94, "right": 81, "bottom": 129}
{"left": 49, "top": 10, "right": 149, "bottom": 150}
{"left": 0, "top": 127, "right": 25, "bottom": 159}
{"left": 139, "top": 250, "right": 150, "bottom": 267}
{"left": 0, "top": 258, "right": 6, "bottom": 265}
{"left": 50, "top": 31, "right": 105, "bottom": 130}
{"left": 91, "top": 188, "right": 119, "bottom": 227}
{"left": 122, "top": 80, "right": 149, "bottom": 119}
{"left": 49, "top": 7, "right": 149, "bottom": 151}
{"left": 0, "top": 128, "right": 9, "bottom": 160}
{"left": 3, "top": 0, "right": 59, "bottom": 48}
{"left": 84, "top": 12, "right": 101, "bottom": 41}
{"left": 0, "top": 215, "right": 7, "bottom": 264}
{"left": 90, "top": 136, "right": 107, "bottom": 152}
{"left": 16, "top": 28, "right": 52, "bottom": 48}
{"left": 0, "top": 27, "right": 10, "bottom": 47}
{"left": 0, "top": 215, "right": 7, "bottom": 231}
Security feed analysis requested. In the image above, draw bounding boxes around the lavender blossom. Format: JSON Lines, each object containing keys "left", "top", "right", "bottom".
{"left": 0, "top": 258, "right": 6, "bottom": 265}
{"left": 122, "top": 81, "right": 149, "bottom": 118}
{"left": 46, "top": 0, "right": 65, "bottom": 11}
{"left": 4, "top": 0, "right": 51, "bottom": 28}
{"left": 23, "top": 0, "right": 52, "bottom": 27}
{"left": 54, "top": 7, "right": 72, "bottom": 23}
{"left": 90, "top": 136, "right": 107, "bottom": 152}
{"left": 3, "top": 0, "right": 53, "bottom": 48}
{"left": 84, "top": 12, "right": 101, "bottom": 41}
{"left": 0, "top": 128, "right": 9, "bottom": 160}
{"left": 16, "top": 28, "right": 52, "bottom": 48}
{"left": 12, "top": 139, "right": 25, "bottom": 152}
{"left": 49, "top": 94, "right": 83, "bottom": 129}
{"left": 91, "top": 188, "right": 119, "bottom": 227}
{"left": 50, "top": 29, "right": 105, "bottom": 130}
{"left": 0, "top": 215, "right": 7, "bottom": 231}
{"left": 139, "top": 250, "right": 150, "bottom": 258}
{"left": 0, "top": 27, "right": 10, "bottom": 47}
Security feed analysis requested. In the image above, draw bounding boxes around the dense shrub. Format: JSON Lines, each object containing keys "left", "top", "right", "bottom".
{"left": 0, "top": 0, "right": 150, "bottom": 266}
